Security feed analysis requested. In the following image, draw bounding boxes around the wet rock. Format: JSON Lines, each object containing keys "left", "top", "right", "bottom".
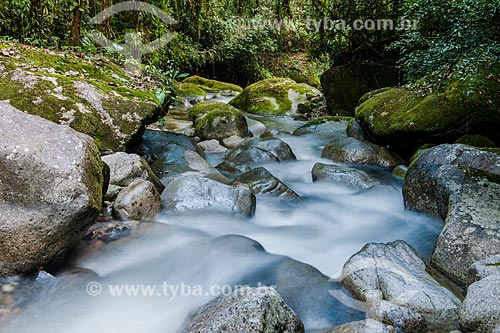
{"left": 322, "top": 319, "right": 394, "bottom": 333}
{"left": 459, "top": 275, "right": 500, "bottom": 333}
{"left": 229, "top": 77, "right": 322, "bottom": 115}
{"left": 233, "top": 167, "right": 299, "bottom": 198}
{"left": 247, "top": 118, "right": 267, "bottom": 137}
{"left": 322, "top": 136, "right": 401, "bottom": 168}
{"left": 162, "top": 175, "right": 256, "bottom": 217}
{"left": 312, "top": 163, "right": 380, "bottom": 189}
{"left": 341, "top": 240, "right": 461, "bottom": 330}
{"left": 293, "top": 116, "right": 353, "bottom": 136}
{"left": 222, "top": 135, "right": 245, "bottom": 149}
{"left": 0, "top": 101, "right": 104, "bottom": 277}
{"left": 346, "top": 119, "right": 369, "bottom": 141}
{"left": 469, "top": 255, "right": 500, "bottom": 283}
{"left": 403, "top": 144, "right": 500, "bottom": 216}
{"left": 102, "top": 152, "right": 164, "bottom": 194}
{"left": 429, "top": 165, "right": 500, "bottom": 284}
{"left": 189, "top": 102, "right": 248, "bottom": 141}
{"left": 197, "top": 139, "right": 228, "bottom": 154}
{"left": 368, "top": 300, "right": 426, "bottom": 333}
{"left": 113, "top": 179, "right": 162, "bottom": 220}
{"left": 392, "top": 165, "right": 408, "bottom": 178}
{"left": 183, "top": 286, "right": 304, "bottom": 333}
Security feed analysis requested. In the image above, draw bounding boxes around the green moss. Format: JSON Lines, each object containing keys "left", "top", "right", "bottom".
{"left": 175, "top": 82, "right": 206, "bottom": 98}
{"left": 183, "top": 75, "right": 242, "bottom": 93}
{"left": 229, "top": 77, "right": 319, "bottom": 115}
{"left": 188, "top": 101, "right": 239, "bottom": 118}
{"left": 358, "top": 87, "right": 394, "bottom": 105}
{"left": 455, "top": 135, "right": 496, "bottom": 148}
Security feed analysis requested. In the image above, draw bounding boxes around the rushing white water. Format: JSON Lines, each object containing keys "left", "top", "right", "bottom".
{"left": 2, "top": 115, "right": 443, "bottom": 333}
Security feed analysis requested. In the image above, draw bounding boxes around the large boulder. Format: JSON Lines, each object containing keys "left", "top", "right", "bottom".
{"left": 162, "top": 175, "right": 256, "bottom": 217}
{"left": 403, "top": 144, "right": 500, "bottom": 215}
{"left": 113, "top": 179, "right": 162, "bottom": 220}
{"left": 229, "top": 77, "right": 322, "bottom": 115}
{"left": 321, "top": 63, "right": 398, "bottom": 115}
{"left": 312, "top": 163, "right": 380, "bottom": 190}
{"left": 183, "top": 287, "right": 304, "bottom": 333}
{"left": 355, "top": 81, "right": 500, "bottom": 157}
{"left": 175, "top": 82, "right": 207, "bottom": 105}
{"left": 430, "top": 165, "right": 500, "bottom": 284}
{"left": 292, "top": 116, "right": 353, "bottom": 136}
{"left": 101, "top": 152, "right": 164, "bottom": 194}
{"left": 188, "top": 102, "right": 248, "bottom": 141}
{"left": 321, "top": 136, "right": 402, "bottom": 168}
{"left": 0, "top": 43, "right": 158, "bottom": 153}
{"left": 182, "top": 75, "right": 243, "bottom": 95}
{"left": 0, "top": 101, "right": 104, "bottom": 277}
{"left": 233, "top": 167, "right": 299, "bottom": 198}
{"left": 322, "top": 319, "right": 394, "bottom": 333}
{"left": 218, "top": 137, "right": 296, "bottom": 175}
{"left": 459, "top": 275, "right": 500, "bottom": 333}
{"left": 341, "top": 241, "right": 461, "bottom": 330}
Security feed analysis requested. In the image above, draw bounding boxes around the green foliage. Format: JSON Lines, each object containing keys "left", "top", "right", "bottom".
{"left": 394, "top": 0, "right": 500, "bottom": 94}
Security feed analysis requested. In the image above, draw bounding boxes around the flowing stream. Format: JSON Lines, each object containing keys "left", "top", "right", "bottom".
{"left": 3, "top": 102, "right": 443, "bottom": 333}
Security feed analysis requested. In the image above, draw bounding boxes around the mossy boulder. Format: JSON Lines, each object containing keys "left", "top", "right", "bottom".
{"left": 229, "top": 77, "right": 322, "bottom": 115}
{"left": 321, "top": 63, "right": 398, "bottom": 116}
{"left": 189, "top": 102, "right": 248, "bottom": 141}
{"left": 356, "top": 79, "right": 500, "bottom": 158}
{"left": 175, "top": 82, "right": 206, "bottom": 104}
{"left": 293, "top": 116, "right": 353, "bottom": 136}
{"left": 182, "top": 75, "right": 242, "bottom": 94}
{"left": 0, "top": 42, "right": 158, "bottom": 153}
{"left": 455, "top": 135, "right": 496, "bottom": 148}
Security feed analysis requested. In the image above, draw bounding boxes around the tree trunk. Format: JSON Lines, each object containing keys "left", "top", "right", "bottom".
{"left": 69, "top": 0, "right": 83, "bottom": 46}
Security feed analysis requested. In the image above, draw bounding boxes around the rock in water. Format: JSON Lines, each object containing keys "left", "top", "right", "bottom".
{"left": 322, "top": 136, "right": 401, "bottom": 168}
{"left": 312, "top": 163, "right": 380, "bottom": 190}
{"left": 460, "top": 275, "right": 500, "bottom": 333}
{"left": 162, "top": 175, "right": 256, "bottom": 217}
{"left": 113, "top": 179, "right": 162, "bottom": 220}
{"left": 0, "top": 101, "right": 104, "bottom": 277}
{"left": 341, "top": 240, "right": 461, "bottom": 330}
{"left": 233, "top": 167, "right": 299, "bottom": 198}
{"left": 293, "top": 116, "right": 353, "bottom": 136}
{"left": 322, "top": 319, "right": 394, "bottom": 333}
{"left": 183, "top": 287, "right": 304, "bottom": 333}
{"left": 102, "top": 152, "right": 164, "bottom": 194}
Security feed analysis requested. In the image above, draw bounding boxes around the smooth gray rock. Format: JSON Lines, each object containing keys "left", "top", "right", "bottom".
{"left": 459, "top": 275, "right": 500, "bottom": 333}
{"left": 162, "top": 175, "right": 256, "bottom": 217}
{"left": 430, "top": 165, "right": 500, "bottom": 284}
{"left": 368, "top": 300, "right": 426, "bottom": 333}
{"left": 233, "top": 167, "right": 299, "bottom": 198}
{"left": 113, "top": 179, "right": 162, "bottom": 220}
{"left": 322, "top": 319, "right": 394, "bottom": 333}
{"left": 247, "top": 118, "right": 267, "bottom": 137}
{"left": 197, "top": 139, "right": 228, "bottom": 153}
{"left": 322, "top": 136, "right": 401, "bottom": 168}
{"left": 312, "top": 163, "right": 380, "bottom": 189}
{"left": 341, "top": 241, "right": 461, "bottom": 330}
{"left": 293, "top": 117, "right": 352, "bottom": 136}
{"left": 469, "top": 255, "right": 500, "bottom": 283}
{"left": 222, "top": 135, "right": 245, "bottom": 149}
{"left": 403, "top": 144, "right": 500, "bottom": 216}
{"left": 183, "top": 287, "right": 304, "bottom": 333}
{"left": 346, "top": 119, "right": 369, "bottom": 141}
{"left": 0, "top": 101, "right": 104, "bottom": 277}
{"left": 102, "top": 152, "right": 164, "bottom": 194}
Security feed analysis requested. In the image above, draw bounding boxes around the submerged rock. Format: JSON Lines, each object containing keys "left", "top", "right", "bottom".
{"left": 322, "top": 136, "right": 401, "bottom": 168}
{"left": 229, "top": 77, "right": 322, "bottom": 115}
{"left": 459, "top": 275, "right": 500, "bottom": 333}
{"left": 113, "top": 179, "right": 162, "bottom": 220}
{"left": 312, "top": 163, "right": 380, "bottom": 190}
{"left": 0, "top": 101, "right": 104, "bottom": 277}
{"left": 102, "top": 152, "right": 164, "bottom": 194}
{"left": 322, "top": 319, "right": 394, "bottom": 333}
{"left": 293, "top": 116, "right": 353, "bottom": 136}
{"left": 233, "top": 167, "right": 299, "bottom": 198}
{"left": 189, "top": 102, "right": 248, "bottom": 141}
{"left": 162, "top": 175, "right": 256, "bottom": 217}
{"left": 341, "top": 240, "right": 461, "bottom": 330}
{"left": 183, "top": 286, "right": 304, "bottom": 333}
